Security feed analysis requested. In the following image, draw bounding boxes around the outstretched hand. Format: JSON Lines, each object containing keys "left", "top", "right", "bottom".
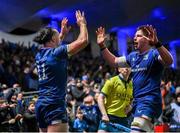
{"left": 96, "top": 27, "right": 107, "bottom": 46}
{"left": 142, "top": 25, "right": 159, "bottom": 45}
{"left": 76, "top": 10, "right": 87, "bottom": 26}
{"left": 60, "top": 18, "right": 71, "bottom": 36}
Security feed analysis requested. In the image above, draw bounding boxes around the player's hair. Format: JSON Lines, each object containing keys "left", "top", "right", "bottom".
{"left": 137, "top": 25, "right": 150, "bottom": 37}
{"left": 33, "top": 27, "right": 56, "bottom": 44}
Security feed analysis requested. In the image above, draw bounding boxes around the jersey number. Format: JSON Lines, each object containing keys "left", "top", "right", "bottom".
{"left": 37, "top": 63, "right": 47, "bottom": 81}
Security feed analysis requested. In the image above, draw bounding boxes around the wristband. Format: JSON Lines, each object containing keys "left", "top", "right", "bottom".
{"left": 155, "top": 42, "right": 162, "bottom": 48}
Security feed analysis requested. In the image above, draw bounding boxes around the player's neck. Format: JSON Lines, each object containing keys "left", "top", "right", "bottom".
{"left": 119, "top": 73, "right": 128, "bottom": 81}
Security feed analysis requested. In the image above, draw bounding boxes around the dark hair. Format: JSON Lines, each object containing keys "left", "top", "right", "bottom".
{"left": 33, "top": 27, "right": 56, "bottom": 44}
{"left": 137, "top": 25, "right": 150, "bottom": 37}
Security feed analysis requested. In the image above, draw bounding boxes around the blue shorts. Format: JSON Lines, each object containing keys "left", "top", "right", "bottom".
{"left": 98, "top": 114, "right": 130, "bottom": 132}
{"left": 132, "top": 98, "right": 162, "bottom": 121}
{"left": 35, "top": 99, "right": 68, "bottom": 128}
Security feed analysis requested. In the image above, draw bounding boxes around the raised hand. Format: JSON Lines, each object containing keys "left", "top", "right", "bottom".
{"left": 60, "top": 18, "right": 71, "bottom": 37}
{"left": 143, "top": 25, "right": 159, "bottom": 45}
{"left": 76, "top": 10, "right": 87, "bottom": 26}
{"left": 96, "top": 27, "right": 107, "bottom": 46}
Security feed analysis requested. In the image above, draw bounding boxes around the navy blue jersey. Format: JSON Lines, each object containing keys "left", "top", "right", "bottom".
{"left": 35, "top": 45, "right": 68, "bottom": 103}
{"left": 80, "top": 104, "right": 101, "bottom": 132}
{"left": 127, "top": 49, "right": 164, "bottom": 101}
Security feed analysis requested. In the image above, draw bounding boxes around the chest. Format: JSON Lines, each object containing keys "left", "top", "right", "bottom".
{"left": 130, "top": 53, "right": 154, "bottom": 73}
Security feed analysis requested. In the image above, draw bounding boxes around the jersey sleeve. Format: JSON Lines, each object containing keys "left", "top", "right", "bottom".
{"left": 101, "top": 79, "right": 113, "bottom": 97}
{"left": 53, "top": 44, "right": 68, "bottom": 58}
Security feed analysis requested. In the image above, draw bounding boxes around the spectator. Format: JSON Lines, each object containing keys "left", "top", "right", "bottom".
{"left": 22, "top": 100, "right": 38, "bottom": 132}
{"left": 73, "top": 106, "right": 88, "bottom": 132}
{"left": 80, "top": 95, "right": 101, "bottom": 132}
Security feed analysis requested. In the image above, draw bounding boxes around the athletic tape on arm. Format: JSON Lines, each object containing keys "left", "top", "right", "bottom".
{"left": 115, "top": 56, "right": 130, "bottom": 68}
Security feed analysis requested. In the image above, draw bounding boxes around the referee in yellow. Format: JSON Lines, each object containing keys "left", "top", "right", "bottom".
{"left": 98, "top": 67, "right": 133, "bottom": 132}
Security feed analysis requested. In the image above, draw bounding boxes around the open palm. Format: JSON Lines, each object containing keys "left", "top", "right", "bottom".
{"left": 96, "top": 27, "right": 106, "bottom": 45}
{"left": 61, "top": 18, "right": 71, "bottom": 35}
{"left": 143, "top": 25, "right": 158, "bottom": 45}
{"left": 76, "top": 10, "right": 87, "bottom": 26}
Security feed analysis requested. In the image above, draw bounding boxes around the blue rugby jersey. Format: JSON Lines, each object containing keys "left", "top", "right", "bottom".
{"left": 126, "top": 49, "right": 164, "bottom": 101}
{"left": 35, "top": 45, "right": 68, "bottom": 103}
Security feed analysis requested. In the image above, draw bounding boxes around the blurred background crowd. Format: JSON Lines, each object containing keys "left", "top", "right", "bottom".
{"left": 0, "top": 0, "right": 180, "bottom": 132}
{"left": 0, "top": 38, "right": 179, "bottom": 132}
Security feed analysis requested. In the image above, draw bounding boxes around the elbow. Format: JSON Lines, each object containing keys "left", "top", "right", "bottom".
{"left": 164, "top": 58, "right": 173, "bottom": 66}
{"left": 81, "top": 37, "right": 88, "bottom": 46}
{"left": 167, "top": 58, "right": 173, "bottom": 66}
{"left": 166, "top": 53, "right": 174, "bottom": 66}
{"left": 107, "top": 58, "right": 116, "bottom": 68}
{"left": 76, "top": 37, "right": 88, "bottom": 48}
{"left": 166, "top": 55, "right": 174, "bottom": 66}
{"left": 97, "top": 95, "right": 103, "bottom": 104}
{"left": 78, "top": 34, "right": 88, "bottom": 45}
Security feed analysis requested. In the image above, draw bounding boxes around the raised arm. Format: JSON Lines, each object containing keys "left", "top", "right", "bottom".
{"left": 67, "top": 10, "right": 88, "bottom": 56}
{"left": 96, "top": 27, "right": 128, "bottom": 67}
{"left": 144, "top": 25, "right": 173, "bottom": 66}
{"left": 59, "top": 18, "right": 71, "bottom": 42}
{"left": 157, "top": 46, "right": 173, "bottom": 66}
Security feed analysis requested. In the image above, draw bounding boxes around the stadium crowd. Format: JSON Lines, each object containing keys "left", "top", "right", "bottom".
{"left": 0, "top": 38, "right": 180, "bottom": 132}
